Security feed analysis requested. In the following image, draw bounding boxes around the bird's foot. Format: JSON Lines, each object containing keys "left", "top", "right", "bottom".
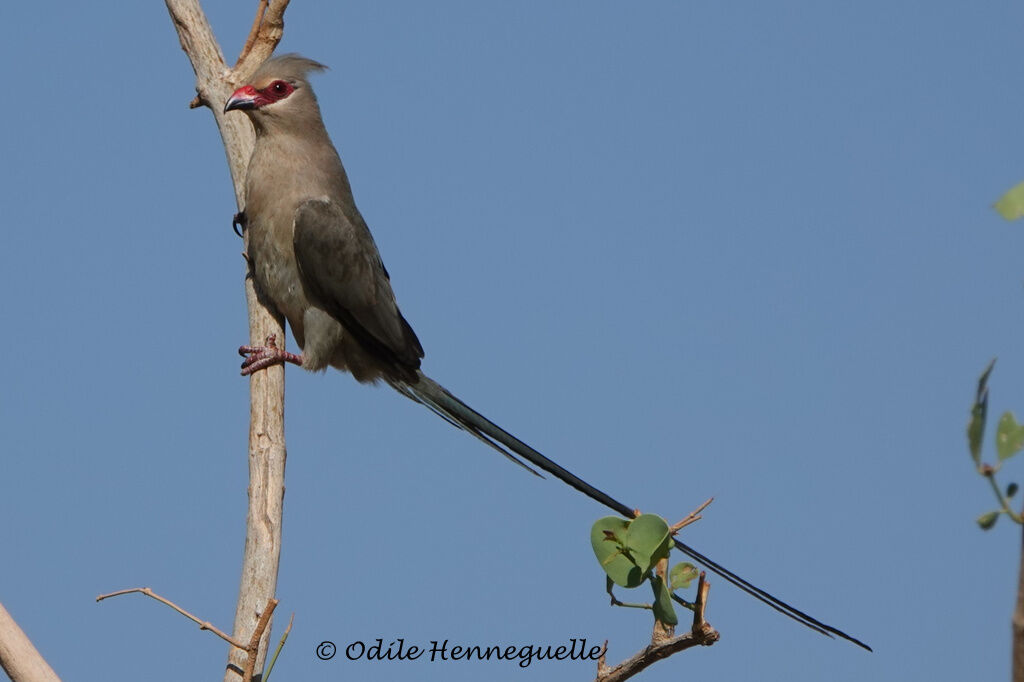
{"left": 232, "top": 211, "right": 247, "bottom": 237}
{"left": 238, "top": 334, "right": 303, "bottom": 375}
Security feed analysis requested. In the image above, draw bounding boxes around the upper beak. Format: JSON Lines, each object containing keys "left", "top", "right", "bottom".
{"left": 224, "top": 85, "right": 258, "bottom": 113}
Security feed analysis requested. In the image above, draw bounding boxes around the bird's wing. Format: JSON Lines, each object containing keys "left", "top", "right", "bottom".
{"left": 293, "top": 198, "right": 423, "bottom": 369}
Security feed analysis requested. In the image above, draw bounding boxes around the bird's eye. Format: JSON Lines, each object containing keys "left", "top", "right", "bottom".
{"left": 259, "top": 80, "right": 293, "bottom": 103}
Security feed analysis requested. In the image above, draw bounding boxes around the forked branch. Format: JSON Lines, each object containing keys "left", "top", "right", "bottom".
{"left": 97, "top": 588, "right": 278, "bottom": 682}
{"left": 163, "top": 1, "right": 291, "bottom": 679}
{"left": 596, "top": 572, "right": 718, "bottom": 682}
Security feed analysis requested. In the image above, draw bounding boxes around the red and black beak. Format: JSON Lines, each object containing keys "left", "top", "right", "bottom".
{"left": 224, "top": 85, "right": 259, "bottom": 113}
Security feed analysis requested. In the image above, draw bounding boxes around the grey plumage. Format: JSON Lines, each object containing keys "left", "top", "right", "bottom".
{"left": 231, "top": 55, "right": 420, "bottom": 382}
{"left": 224, "top": 54, "right": 869, "bottom": 651}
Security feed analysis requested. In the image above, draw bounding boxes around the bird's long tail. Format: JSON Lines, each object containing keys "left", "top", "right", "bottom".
{"left": 391, "top": 371, "right": 871, "bottom": 652}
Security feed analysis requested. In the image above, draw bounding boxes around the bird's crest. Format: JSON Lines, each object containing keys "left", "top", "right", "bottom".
{"left": 250, "top": 53, "right": 327, "bottom": 86}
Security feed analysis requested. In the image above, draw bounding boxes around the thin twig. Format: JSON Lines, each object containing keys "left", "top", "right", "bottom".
{"left": 97, "top": 588, "right": 279, "bottom": 682}
{"left": 241, "top": 600, "right": 279, "bottom": 681}
{"left": 692, "top": 572, "right": 711, "bottom": 632}
{"left": 232, "top": 0, "right": 290, "bottom": 80}
{"left": 984, "top": 469, "right": 1024, "bottom": 523}
{"left": 671, "top": 593, "right": 695, "bottom": 611}
{"left": 608, "top": 597, "right": 653, "bottom": 610}
{"left": 596, "top": 640, "right": 610, "bottom": 675}
{"left": 262, "top": 613, "right": 294, "bottom": 682}
{"left": 670, "top": 497, "right": 713, "bottom": 533}
{"left": 96, "top": 587, "right": 246, "bottom": 649}
{"left": 235, "top": 0, "right": 268, "bottom": 68}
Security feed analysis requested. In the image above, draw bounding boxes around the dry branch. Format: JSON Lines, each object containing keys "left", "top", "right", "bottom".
{"left": 596, "top": 572, "right": 718, "bottom": 682}
{"left": 96, "top": 588, "right": 277, "bottom": 681}
{"left": 0, "top": 602, "right": 61, "bottom": 682}
{"left": 164, "top": 1, "right": 291, "bottom": 679}
{"left": 97, "top": 587, "right": 245, "bottom": 649}
{"left": 671, "top": 497, "right": 713, "bottom": 533}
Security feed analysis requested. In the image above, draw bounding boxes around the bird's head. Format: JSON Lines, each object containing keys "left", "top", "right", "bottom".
{"left": 224, "top": 54, "right": 327, "bottom": 130}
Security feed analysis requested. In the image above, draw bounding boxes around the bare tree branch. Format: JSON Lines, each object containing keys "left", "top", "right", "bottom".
{"left": 164, "top": 1, "right": 290, "bottom": 679}
{"left": 96, "top": 588, "right": 277, "bottom": 681}
{"left": 670, "top": 497, "right": 713, "bottom": 533}
{"left": 596, "top": 572, "right": 719, "bottom": 682}
{"left": 242, "top": 599, "right": 280, "bottom": 682}
{"left": 236, "top": 0, "right": 269, "bottom": 68}
{"left": 0, "top": 602, "right": 61, "bottom": 682}
{"left": 234, "top": 0, "right": 288, "bottom": 71}
{"left": 97, "top": 587, "right": 247, "bottom": 649}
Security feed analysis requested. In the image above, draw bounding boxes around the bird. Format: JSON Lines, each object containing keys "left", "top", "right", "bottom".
{"left": 224, "top": 53, "right": 869, "bottom": 651}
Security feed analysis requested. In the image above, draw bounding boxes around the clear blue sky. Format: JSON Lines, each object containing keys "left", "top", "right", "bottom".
{"left": 2, "top": 2, "right": 1022, "bottom": 680}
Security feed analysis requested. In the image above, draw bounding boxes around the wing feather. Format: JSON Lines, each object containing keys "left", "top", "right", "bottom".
{"left": 293, "top": 198, "right": 423, "bottom": 371}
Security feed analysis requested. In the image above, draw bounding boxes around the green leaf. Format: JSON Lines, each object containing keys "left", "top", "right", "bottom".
{"left": 1009, "top": 483, "right": 1019, "bottom": 499}
{"left": 650, "top": 575, "right": 678, "bottom": 626}
{"left": 968, "top": 359, "right": 995, "bottom": 465}
{"left": 995, "top": 181, "right": 1024, "bottom": 220}
{"left": 978, "top": 510, "right": 1000, "bottom": 530}
{"left": 997, "top": 412, "right": 1024, "bottom": 460}
{"left": 625, "top": 514, "right": 672, "bottom": 574}
{"left": 590, "top": 517, "right": 645, "bottom": 588}
{"left": 670, "top": 562, "right": 699, "bottom": 591}
{"left": 590, "top": 515, "right": 672, "bottom": 588}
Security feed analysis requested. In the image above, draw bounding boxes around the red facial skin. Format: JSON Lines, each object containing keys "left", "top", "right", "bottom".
{"left": 225, "top": 80, "right": 294, "bottom": 111}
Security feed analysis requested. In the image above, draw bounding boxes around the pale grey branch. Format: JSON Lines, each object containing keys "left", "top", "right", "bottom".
{"left": 164, "top": 1, "right": 290, "bottom": 679}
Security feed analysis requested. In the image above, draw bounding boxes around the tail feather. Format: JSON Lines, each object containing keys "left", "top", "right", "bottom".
{"left": 396, "top": 371, "right": 871, "bottom": 652}
{"left": 388, "top": 377, "right": 543, "bottom": 477}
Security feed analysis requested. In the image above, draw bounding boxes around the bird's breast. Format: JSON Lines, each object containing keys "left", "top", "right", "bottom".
{"left": 245, "top": 204, "right": 310, "bottom": 341}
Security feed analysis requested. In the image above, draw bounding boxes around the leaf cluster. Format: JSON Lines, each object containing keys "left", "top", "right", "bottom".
{"left": 968, "top": 359, "right": 1024, "bottom": 528}
{"left": 590, "top": 514, "right": 698, "bottom": 626}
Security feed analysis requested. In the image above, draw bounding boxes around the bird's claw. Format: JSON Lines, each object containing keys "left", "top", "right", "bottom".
{"left": 232, "top": 211, "right": 247, "bottom": 238}
{"left": 238, "top": 334, "right": 303, "bottom": 375}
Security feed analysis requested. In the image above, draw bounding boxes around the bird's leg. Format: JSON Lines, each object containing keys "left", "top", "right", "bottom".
{"left": 238, "top": 334, "right": 303, "bottom": 375}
